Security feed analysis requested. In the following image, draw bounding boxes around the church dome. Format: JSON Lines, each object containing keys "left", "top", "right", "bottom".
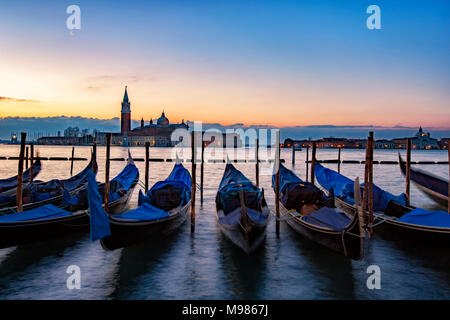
{"left": 157, "top": 111, "right": 169, "bottom": 125}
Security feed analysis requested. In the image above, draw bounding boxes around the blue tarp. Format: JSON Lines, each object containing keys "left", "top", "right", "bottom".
{"left": 108, "top": 163, "right": 139, "bottom": 202}
{"left": 271, "top": 164, "right": 304, "bottom": 194}
{"left": 113, "top": 203, "right": 169, "bottom": 221}
{"left": 398, "top": 208, "right": 450, "bottom": 228}
{"left": 87, "top": 170, "right": 111, "bottom": 241}
{"left": 216, "top": 164, "right": 263, "bottom": 214}
{"left": 301, "top": 207, "right": 351, "bottom": 231}
{"left": 0, "top": 159, "right": 42, "bottom": 193}
{"left": 219, "top": 207, "right": 268, "bottom": 227}
{"left": 314, "top": 163, "right": 407, "bottom": 211}
{"left": 0, "top": 204, "right": 73, "bottom": 222}
{"left": 140, "top": 164, "right": 191, "bottom": 209}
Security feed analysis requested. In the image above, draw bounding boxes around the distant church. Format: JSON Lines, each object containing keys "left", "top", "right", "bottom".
{"left": 99, "top": 86, "right": 189, "bottom": 146}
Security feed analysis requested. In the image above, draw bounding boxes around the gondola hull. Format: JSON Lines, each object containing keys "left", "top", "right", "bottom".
{"left": 100, "top": 201, "right": 191, "bottom": 251}
{"left": 0, "top": 180, "right": 136, "bottom": 249}
{"left": 334, "top": 196, "right": 450, "bottom": 247}
{"left": 280, "top": 203, "right": 365, "bottom": 260}
{"left": 216, "top": 206, "right": 270, "bottom": 254}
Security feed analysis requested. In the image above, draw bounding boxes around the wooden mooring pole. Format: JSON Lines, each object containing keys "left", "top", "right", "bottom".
{"left": 306, "top": 145, "right": 309, "bottom": 182}
{"left": 310, "top": 142, "right": 317, "bottom": 184}
{"left": 145, "top": 142, "right": 150, "bottom": 193}
{"left": 447, "top": 139, "right": 449, "bottom": 214}
{"left": 16, "top": 132, "right": 26, "bottom": 212}
{"left": 70, "top": 146, "right": 75, "bottom": 176}
{"left": 200, "top": 133, "right": 205, "bottom": 206}
{"left": 292, "top": 144, "right": 295, "bottom": 165}
{"left": 255, "top": 138, "right": 260, "bottom": 187}
{"left": 368, "top": 132, "right": 374, "bottom": 235}
{"left": 104, "top": 133, "right": 111, "bottom": 212}
{"left": 362, "top": 134, "right": 370, "bottom": 216}
{"left": 275, "top": 130, "right": 281, "bottom": 238}
{"left": 30, "top": 143, "right": 34, "bottom": 182}
{"left": 92, "top": 143, "right": 97, "bottom": 171}
{"left": 406, "top": 138, "right": 412, "bottom": 206}
{"left": 191, "top": 131, "right": 196, "bottom": 233}
{"left": 338, "top": 146, "right": 342, "bottom": 173}
{"left": 25, "top": 147, "right": 29, "bottom": 169}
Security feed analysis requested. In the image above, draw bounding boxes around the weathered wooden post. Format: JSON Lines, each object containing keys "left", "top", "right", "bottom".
{"left": 30, "top": 143, "right": 34, "bottom": 182}
{"left": 200, "top": 132, "right": 205, "bottom": 206}
{"left": 447, "top": 139, "right": 449, "bottom": 214}
{"left": 337, "top": 146, "right": 342, "bottom": 173}
{"left": 70, "top": 146, "right": 75, "bottom": 176}
{"left": 145, "top": 142, "right": 150, "bottom": 193}
{"left": 92, "top": 143, "right": 97, "bottom": 172}
{"left": 368, "top": 132, "right": 374, "bottom": 235}
{"left": 104, "top": 133, "right": 111, "bottom": 212}
{"left": 362, "top": 135, "right": 371, "bottom": 215}
{"left": 25, "top": 147, "right": 29, "bottom": 169}
{"left": 255, "top": 138, "right": 260, "bottom": 187}
{"left": 191, "top": 131, "right": 196, "bottom": 233}
{"left": 406, "top": 138, "right": 412, "bottom": 206}
{"left": 306, "top": 145, "right": 309, "bottom": 182}
{"left": 310, "top": 142, "right": 317, "bottom": 184}
{"left": 16, "top": 132, "right": 26, "bottom": 212}
{"left": 291, "top": 144, "right": 295, "bottom": 165}
{"left": 275, "top": 130, "right": 281, "bottom": 237}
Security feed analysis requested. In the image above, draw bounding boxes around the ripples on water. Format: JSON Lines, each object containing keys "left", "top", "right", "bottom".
{"left": 0, "top": 145, "right": 448, "bottom": 299}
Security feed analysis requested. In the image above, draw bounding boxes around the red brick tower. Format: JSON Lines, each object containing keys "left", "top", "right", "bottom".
{"left": 121, "top": 86, "right": 131, "bottom": 134}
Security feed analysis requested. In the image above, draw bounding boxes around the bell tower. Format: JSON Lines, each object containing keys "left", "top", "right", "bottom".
{"left": 121, "top": 86, "right": 131, "bottom": 134}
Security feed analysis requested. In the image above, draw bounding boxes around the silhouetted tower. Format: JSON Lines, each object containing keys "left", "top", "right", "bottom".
{"left": 121, "top": 86, "right": 131, "bottom": 134}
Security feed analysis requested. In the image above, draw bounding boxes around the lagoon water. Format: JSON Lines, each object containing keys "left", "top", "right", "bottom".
{"left": 0, "top": 144, "right": 448, "bottom": 299}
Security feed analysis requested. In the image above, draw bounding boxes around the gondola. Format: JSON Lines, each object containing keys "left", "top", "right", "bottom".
{"left": 272, "top": 164, "right": 366, "bottom": 260}
{"left": 215, "top": 163, "right": 270, "bottom": 254}
{"left": 0, "top": 155, "right": 97, "bottom": 214}
{"left": 0, "top": 156, "right": 138, "bottom": 249}
{"left": 0, "top": 158, "right": 42, "bottom": 195}
{"left": 88, "top": 161, "right": 191, "bottom": 251}
{"left": 399, "top": 154, "right": 449, "bottom": 208}
{"left": 314, "top": 163, "right": 450, "bottom": 245}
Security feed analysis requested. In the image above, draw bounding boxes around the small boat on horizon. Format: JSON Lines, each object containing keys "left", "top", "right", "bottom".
{"left": 215, "top": 163, "right": 270, "bottom": 254}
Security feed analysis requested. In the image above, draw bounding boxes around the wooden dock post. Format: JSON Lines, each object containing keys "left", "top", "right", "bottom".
{"left": 406, "top": 138, "right": 412, "bottom": 206}
{"left": 145, "top": 142, "right": 150, "bottom": 193}
{"left": 310, "top": 142, "right": 317, "bottom": 184}
{"left": 338, "top": 146, "right": 342, "bottom": 173}
{"left": 191, "top": 131, "right": 196, "bottom": 233}
{"left": 275, "top": 130, "right": 281, "bottom": 238}
{"left": 447, "top": 139, "right": 450, "bottom": 213}
{"left": 104, "top": 133, "right": 111, "bottom": 212}
{"left": 255, "top": 138, "right": 260, "bottom": 187}
{"left": 306, "top": 145, "right": 309, "bottom": 182}
{"left": 362, "top": 135, "right": 370, "bottom": 215}
{"left": 70, "top": 146, "right": 75, "bottom": 176}
{"left": 368, "top": 132, "right": 374, "bottom": 235}
{"left": 92, "top": 143, "right": 97, "bottom": 171}
{"left": 200, "top": 133, "right": 205, "bottom": 206}
{"left": 25, "top": 147, "right": 29, "bottom": 169}
{"left": 291, "top": 144, "right": 295, "bottom": 165}
{"left": 30, "top": 143, "right": 34, "bottom": 182}
{"left": 16, "top": 132, "right": 26, "bottom": 212}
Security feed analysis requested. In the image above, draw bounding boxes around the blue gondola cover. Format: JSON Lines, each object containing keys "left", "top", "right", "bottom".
{"left": 314, "top": 163, "right": 407, "bottom": 210}
{"left": 216, "top": 164, "right": 262, "bottom": 214}
{"left": 87, "top": 170, "right": 111, "bottom": 241}
{"left": 0, "top": 204, "right": 73, "bottom": 222}
{"left": 398, "top": 208, "right": 450, "bottom": 228}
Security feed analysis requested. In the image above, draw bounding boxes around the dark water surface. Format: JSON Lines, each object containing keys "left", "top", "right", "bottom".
{"left": 0, "top": 145, "right": 448, "bottom": 299}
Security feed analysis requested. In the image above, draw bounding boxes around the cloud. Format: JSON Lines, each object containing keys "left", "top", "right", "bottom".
{"left": 0, "top": 96, "right": 39, "bottom": 103}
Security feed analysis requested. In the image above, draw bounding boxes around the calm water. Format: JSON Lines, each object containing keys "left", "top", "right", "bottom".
{"left": 0, "top": 145, "right": 448, "bottom": 299}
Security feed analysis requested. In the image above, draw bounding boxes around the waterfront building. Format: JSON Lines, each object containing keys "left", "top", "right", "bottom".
{"left": 391, "top": 127, "right": 440, "bottom": 150}
{"left": 98, "top": 87, "right": 189, "bottom": 147}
